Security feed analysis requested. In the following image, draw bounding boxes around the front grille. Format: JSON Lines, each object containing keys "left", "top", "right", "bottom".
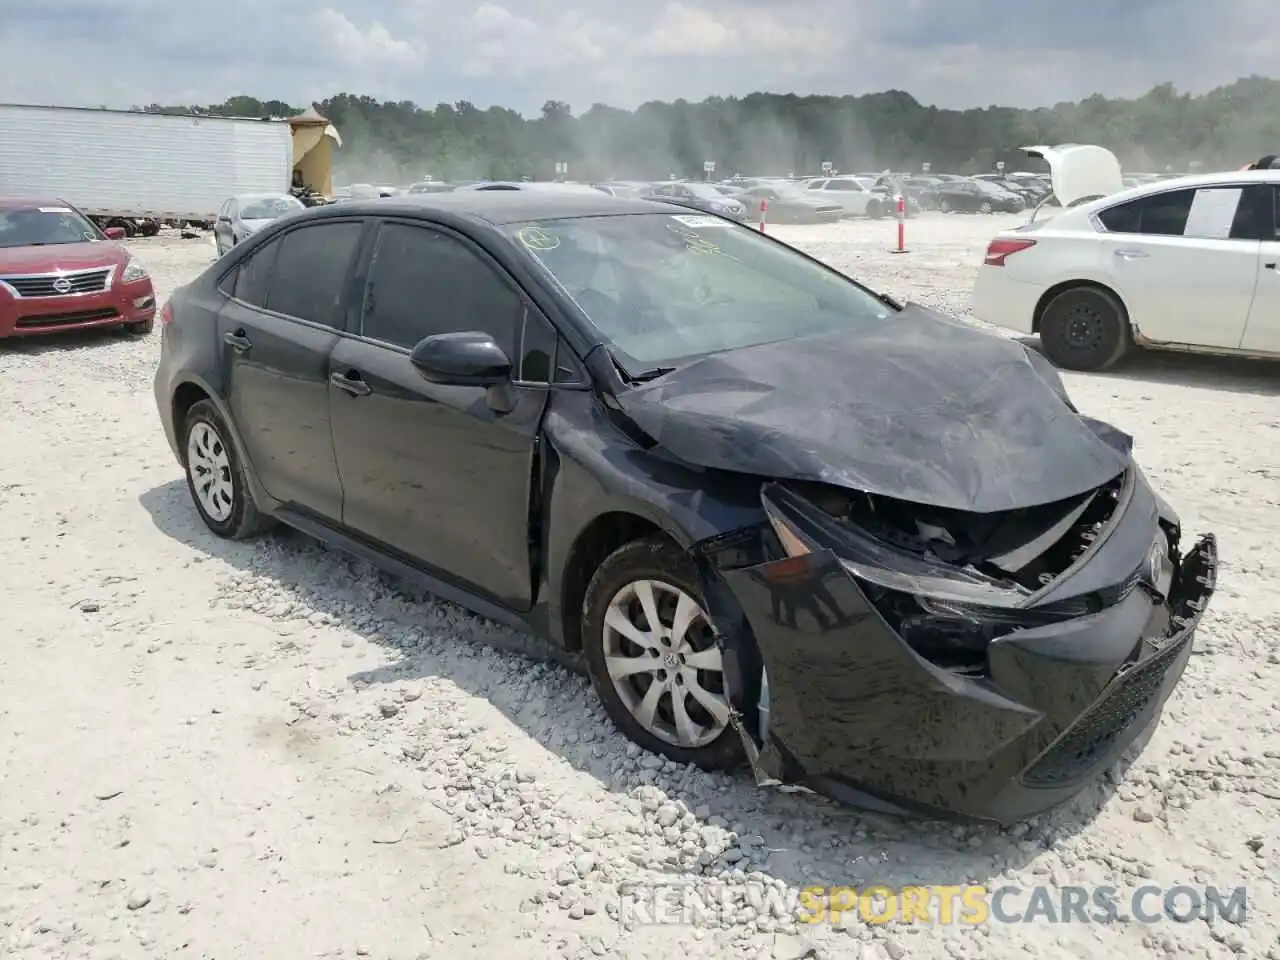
{"left": 1021, "top": 629, "right": 1191, "bottom": 788}
{"left": 1, "top": 267, "right": 112, "bottom": 298}
{"left": 16, "top": 307, "right": 119, "bottom": 328}
{"left": 1096, "top": 565, "right": 1144, "bottom": 607}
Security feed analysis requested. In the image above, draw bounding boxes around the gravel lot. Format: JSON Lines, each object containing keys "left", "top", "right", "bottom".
{"left": 2, "top": 214, "right": 1278, "bottom": 960}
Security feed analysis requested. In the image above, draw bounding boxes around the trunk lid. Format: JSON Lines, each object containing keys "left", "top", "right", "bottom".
{"left": 1020, "top": 144, "right": 1124, "bottom": 208}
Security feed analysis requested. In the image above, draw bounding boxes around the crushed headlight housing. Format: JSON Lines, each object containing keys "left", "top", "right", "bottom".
{"left": 763, "top": 483, "right": 1030, "bottom": 607}
{"left": 762, "top": 483, "right": 1088, "bottom": 672}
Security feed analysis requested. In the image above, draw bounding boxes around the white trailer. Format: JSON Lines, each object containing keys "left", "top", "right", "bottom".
{"left": 0, "top": 103, "right": 294, "bottom": 233}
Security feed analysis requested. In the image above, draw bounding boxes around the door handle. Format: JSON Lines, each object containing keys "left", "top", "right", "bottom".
{"left": 1265, "top": 262, "right": 1276, "bottom": 271}
{"left": 330, "top": 370, "right": 371, "bottom": 396}
{"left": 223, "top": 330, "right": 252, "bottom": 352}
{"left": 1114, "top": 249, "right": 1149, "bottom": 259}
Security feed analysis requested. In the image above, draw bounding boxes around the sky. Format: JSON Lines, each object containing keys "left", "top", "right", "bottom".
{"left": 0, "top": 0, "right": 1276, "bottom": 116}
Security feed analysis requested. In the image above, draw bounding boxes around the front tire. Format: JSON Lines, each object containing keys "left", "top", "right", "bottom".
{"left": 124, "top": 317, "right": 153, "bottom": 335}
{"left": 866, "top": 199, "right": 881, "bottom": 219}
{"left": 582, "top": 535, "right": 743, "bottom": 770}
{"left": 1039, "top": 286, "right": 1131, "bottom": 371}
{"left": 181, "top": 399, "right": 272, "bottom": 539}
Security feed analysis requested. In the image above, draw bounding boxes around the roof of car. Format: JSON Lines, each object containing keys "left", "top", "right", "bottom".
{"left": 0, "top": 197, "right": 73, "bottom": 210}
{"left": 308, "top": 190, "right": 679, "bottom": 225}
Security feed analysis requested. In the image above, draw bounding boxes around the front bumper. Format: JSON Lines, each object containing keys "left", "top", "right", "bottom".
{"left": 718, "top": 479, "right": 1217, "bottom": 824}
{"left": 0, "top": 277, "right": 155, "bottom": 337}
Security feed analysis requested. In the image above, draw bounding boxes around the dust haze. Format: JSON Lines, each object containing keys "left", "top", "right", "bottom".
{"left": 328, "top": 76, "right": 1278, "bottom": 187}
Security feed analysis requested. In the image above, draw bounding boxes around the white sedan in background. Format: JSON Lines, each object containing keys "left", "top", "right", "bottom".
{"left": 973, "top": 165, "right": 1280, "bottom": 370}
{"left": 799, "top": 176, "right": 884, "bottom": 217}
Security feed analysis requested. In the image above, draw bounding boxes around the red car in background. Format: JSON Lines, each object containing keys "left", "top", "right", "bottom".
{"left": 0, "top": 198, "right": 156, "bottom": 339}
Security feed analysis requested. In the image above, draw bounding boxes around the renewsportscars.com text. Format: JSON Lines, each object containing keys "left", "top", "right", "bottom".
{"left": 619, "top": 882, "right": 1248, "bottom": 927}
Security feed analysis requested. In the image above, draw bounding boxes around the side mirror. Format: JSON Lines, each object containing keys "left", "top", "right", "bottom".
{"left": 104, "top": 226, "right": 126, "bottom": 240}
{"left": 410, "top": 331, "right": 512, "bottom": 386}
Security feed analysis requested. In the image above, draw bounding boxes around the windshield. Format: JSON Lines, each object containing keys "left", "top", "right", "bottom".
{"left": 0, "top": 205, "right": 101, "bottom": 248}
{"left": 508, "top": 212, "right": 893, "bottom": 368}
{"left": 682, "top": 183, "right": 724, "bottom": 200}
{"left": 769, "top": 182, "right": 810, "bottom": 199}
{"left": 971, "top": 180, "right": 1009, "bottom": 196}
{"left": 238, "top": 196, "right": 304, "bottom": 220}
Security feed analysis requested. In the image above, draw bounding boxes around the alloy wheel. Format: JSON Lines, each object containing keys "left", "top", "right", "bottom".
{"left": 186, "top": 421, "right": 234, "bottom": 522}
{"left": 601, "top": 579, "right": 730, "bottom": 749}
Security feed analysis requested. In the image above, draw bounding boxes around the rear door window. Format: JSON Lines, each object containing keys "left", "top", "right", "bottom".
{"left": 1100, "top": 186, "right": 1271, "bottom": 240}
{"left": 1098, "top": 189, "right": 1194, "bottom": 235}
{"left": 265, "top": 221, "right": 364, "bottom": 328}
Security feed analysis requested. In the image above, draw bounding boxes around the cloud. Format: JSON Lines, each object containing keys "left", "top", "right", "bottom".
{"left": 0, "top": 0, "right": 1275, "bottom": 115}
{"left": 314, "top": 8, "right": 423, "bottom": 67}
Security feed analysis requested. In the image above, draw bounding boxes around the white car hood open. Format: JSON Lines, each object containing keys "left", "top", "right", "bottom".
{"left": 1020, "top": 144, "right": 1123, "bottom": 207}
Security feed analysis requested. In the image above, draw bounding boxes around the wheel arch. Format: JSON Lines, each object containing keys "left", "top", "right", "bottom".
{"left": 171, "top": 380, "right": 212, "bottom": 463}
{"left": 167, "top": 374, "right": 276, "bottom": 512}
{"left": 557, "top": 511, "right": 669, "bottom": 653}
{"left": 1032, "top": 278, "right": 1131, "bottom": 336}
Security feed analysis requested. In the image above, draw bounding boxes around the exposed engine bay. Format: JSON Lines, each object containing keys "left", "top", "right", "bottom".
{"left": 758, "top": 470, "right": 1178, "bottom": 675}
{"left": 785, "top": 471, "right": 1130, "bottom": 590}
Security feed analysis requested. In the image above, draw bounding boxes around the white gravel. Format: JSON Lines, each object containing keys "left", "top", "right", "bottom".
{"left": 1, "top": 217, "right": 1277, "bottom": 960}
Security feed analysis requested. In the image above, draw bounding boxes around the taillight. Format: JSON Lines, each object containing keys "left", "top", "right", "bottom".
{"left": 984, "top": 237, "right": 1036, "bottom": 266}
{"left": 160, "top": 300, "right": 174, "bottom": 324}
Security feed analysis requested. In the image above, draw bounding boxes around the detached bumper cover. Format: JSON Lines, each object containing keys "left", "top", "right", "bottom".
{"left": 721, "top": 496, "right": 1217, "bottom": 823}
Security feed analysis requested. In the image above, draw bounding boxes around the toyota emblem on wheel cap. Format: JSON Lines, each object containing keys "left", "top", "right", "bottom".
{"left": 52, "top": 277, "right": 72, "bottom": 294}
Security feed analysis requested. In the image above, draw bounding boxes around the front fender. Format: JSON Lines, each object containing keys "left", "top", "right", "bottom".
{"left": 539, "top": 394, "right": 767, "bottom": 648}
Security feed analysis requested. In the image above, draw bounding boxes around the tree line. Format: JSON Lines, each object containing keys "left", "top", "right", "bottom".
{"left": 135, "top": 75, "right": 1280, "bottom": 185}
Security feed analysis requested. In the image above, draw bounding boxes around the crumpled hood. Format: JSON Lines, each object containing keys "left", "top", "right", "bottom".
{"left": 614, "top": 304, "right": 1132, "bottom": 513}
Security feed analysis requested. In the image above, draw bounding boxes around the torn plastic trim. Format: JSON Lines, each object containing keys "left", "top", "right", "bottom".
{"left": 988, "top": 490, "right": 1097, "bottom": 573}
{"left": 762, "top": 482, "right": 1033, "bottom": 608}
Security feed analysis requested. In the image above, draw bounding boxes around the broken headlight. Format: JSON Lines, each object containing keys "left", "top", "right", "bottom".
{"left": 763, "top": 483, "right": 1031, "bottom": 607}
{"left": 763, "top": 484, "right": 1085, "bottom": 671}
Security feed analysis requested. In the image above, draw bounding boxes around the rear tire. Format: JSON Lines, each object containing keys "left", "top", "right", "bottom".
{"left": 939, "top": 199, "right": 952, "bottom": 214}
{"left": 181, "top": 399, "right": 273, "bottom": 540}
{"left": 1039, "top": 286, "right": 1131, "bottom": 371}
{"left": 582, "top": 535, "right": 743, "bottom": 771}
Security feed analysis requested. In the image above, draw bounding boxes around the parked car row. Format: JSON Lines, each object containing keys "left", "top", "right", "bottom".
{"left": 323, "top": 171, "right": 1055, "bottom": 222}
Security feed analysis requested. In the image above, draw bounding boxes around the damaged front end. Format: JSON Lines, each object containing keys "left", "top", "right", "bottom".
{"left": 699, "top": 469, "right": 1217, "bottom": 824}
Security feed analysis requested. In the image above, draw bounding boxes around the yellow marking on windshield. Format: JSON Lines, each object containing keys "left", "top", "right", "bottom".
{"left": 665, "top": 223, "right": 739, "bottom": 260}
{"left": 517, "top": 226, "right": 560, "bottom": 251}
